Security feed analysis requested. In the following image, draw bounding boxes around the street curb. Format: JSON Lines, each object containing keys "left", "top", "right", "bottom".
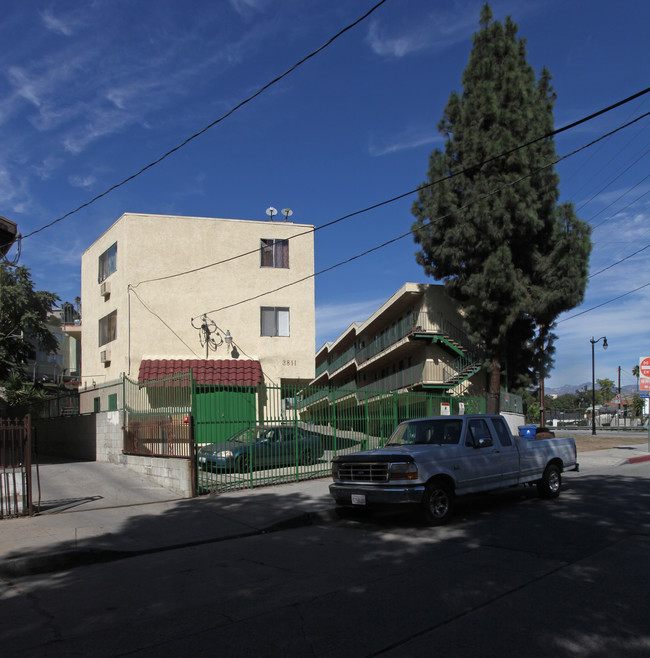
{"left": 627, "top": 454, "right": 650, "bottom": 465}
{"left": 0, "top": 508, "right": 338, "bottom": 578}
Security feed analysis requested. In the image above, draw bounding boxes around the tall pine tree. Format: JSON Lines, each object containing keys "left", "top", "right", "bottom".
{"left": 411, "top": 4, "right": 591, "bottom": 413}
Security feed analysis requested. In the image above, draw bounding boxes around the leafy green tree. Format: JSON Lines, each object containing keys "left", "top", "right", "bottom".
{"left": 552, "top": 393, "right": 578, "bottom": 413}
{"left": 0, "top": 371, "right": 46, "bottom": 417}
{"left": 631, "top": 393, "right": 644, "bottom": 417}
{"left": 0, "top": 262, "right": 59, "bottom": 380}
{"left": 525, "top": 402, "right": 540, "bottom": 424}
{"left": 596, "top": 378, "right": 615, "bottom": 404}
{"left": 411, "top": 4, "right": 591, "bottom": 413}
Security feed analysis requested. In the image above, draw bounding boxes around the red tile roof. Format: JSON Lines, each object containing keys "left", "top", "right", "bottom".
{"left": 138, "top": 359, "right": 263, "bottom": 387}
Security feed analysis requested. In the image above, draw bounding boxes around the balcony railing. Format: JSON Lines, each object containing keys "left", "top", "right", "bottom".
{"left": 327, "top": 345, "right": 357, "bottom": 374}
{"left": 360, "top": 361, "right": 453, "bottom": 394}
{"left": 317, "top": 311, "right": 474, "bottom": 380}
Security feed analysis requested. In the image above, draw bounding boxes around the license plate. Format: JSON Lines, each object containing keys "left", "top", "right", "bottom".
{"left": 351, "top": 494, "right": 366, "bottom": 506}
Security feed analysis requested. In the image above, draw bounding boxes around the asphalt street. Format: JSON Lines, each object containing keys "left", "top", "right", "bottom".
{"left": 1, "top": 445, "right": 650, "bottom": 657}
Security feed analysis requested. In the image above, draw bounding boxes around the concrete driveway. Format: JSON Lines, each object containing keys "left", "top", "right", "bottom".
{"left": 33, "top": 457, "right": 183, "bottom": 514}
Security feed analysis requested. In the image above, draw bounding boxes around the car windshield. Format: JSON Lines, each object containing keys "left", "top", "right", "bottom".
{"left": 386, "top": 419, "right": 463, "bottom": 446}
{"left": 230, "top": 427, "right": 274, "bottom": 443}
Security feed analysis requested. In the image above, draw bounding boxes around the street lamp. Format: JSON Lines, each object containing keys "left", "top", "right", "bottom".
{"left": 590, "top": 336, "right": 608, "bottom": 435}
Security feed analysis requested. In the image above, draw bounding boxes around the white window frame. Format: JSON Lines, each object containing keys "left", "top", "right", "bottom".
{"left": 261, "top": 307, "right": 290, "bottom": 337}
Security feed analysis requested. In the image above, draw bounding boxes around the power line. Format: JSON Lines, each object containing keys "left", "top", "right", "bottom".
{"left": 558, "top": 281, "right": 650, "bottom": 324}
{"left": 129, "top": 287, "right": 201, "bottom": 358}
{"left": 589, "top": 243, "right": 650, "bottom": 278}
{"left": 131, "top": 91, "right": 650, "bottom": 289}
{"left": 197, "top": 114, "right": 648, "bottom": 317}
{"left": 15, "top": 0, "right": 389, "bottom": 244}
{"left": 578, "top": 146, "right": 650, "bottom": 215}
{"left": 558, "top": 94, "right": 650, "bottom": 194}
{"left": 565, "top": 98, "right": 648, "bottom": 202}
{"left": 590, "top": 175, "right": 650, "bottom": 230}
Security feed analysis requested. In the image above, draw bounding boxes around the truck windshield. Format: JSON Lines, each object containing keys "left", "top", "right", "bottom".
{"left": 387, "top": 419, "right": 463, "bottom": 446}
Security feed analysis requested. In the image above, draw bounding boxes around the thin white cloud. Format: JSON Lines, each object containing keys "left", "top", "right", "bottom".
{"left": 316, "top": 297, "right": 386, "bottom": 346}
{"left": 369, "top": 128, "right": 442, "bottom": 157}
{"left": 0, "top": 165, "right": 32, "bottom": 214}
{"left": 68, "top": 174, "right": 96, "bottom": 189}
{"left": 32, "top": 156, "right": 64, "bottom": 181}
{"left": 547, "top": 265, "right": 650, "bottom": 387}
{"left": 29, "top": 231, "right": 87, "bottom": 269}
{"left": 40, "top": 9, "right": 75, "bottom": 36}
{"left": 7, "top": 67, "right": 43, "bottom": 107}
{"left": 229, "top": 0, "right": 269, "bottom": 19}
{"left": 365, "top": 7, "right": 477, "bottom": 59}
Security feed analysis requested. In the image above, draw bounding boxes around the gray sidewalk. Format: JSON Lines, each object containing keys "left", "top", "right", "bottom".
{"left": 0, "top": 471, "right": 336, "bottom": 578}
{"left": 2, "top": 442, "right": 649, "bottom": 578}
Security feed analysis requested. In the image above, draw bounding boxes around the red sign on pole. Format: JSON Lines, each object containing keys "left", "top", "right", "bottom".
{"left": 640, "top": 357, "right": 650, "bottom": 391}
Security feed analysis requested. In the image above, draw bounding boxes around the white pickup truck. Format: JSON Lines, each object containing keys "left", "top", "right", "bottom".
{"left": 330, "top": 414, "right": 578, "bottom": 525}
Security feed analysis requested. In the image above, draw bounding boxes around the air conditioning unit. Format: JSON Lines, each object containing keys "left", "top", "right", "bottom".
{"left": 100, "top": 281, "right": 111, "bottom": 297}
{"left": 100, "top": 348, "right": 111, "bottom": 363}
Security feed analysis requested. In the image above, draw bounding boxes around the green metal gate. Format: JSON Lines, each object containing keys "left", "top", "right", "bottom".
{"left": 192, "top": 384, "right": 257, "bottom": 445}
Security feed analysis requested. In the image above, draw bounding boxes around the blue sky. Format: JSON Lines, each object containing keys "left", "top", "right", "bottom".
{"left": 1, "top": 0, "right": 648, "bottom": 391}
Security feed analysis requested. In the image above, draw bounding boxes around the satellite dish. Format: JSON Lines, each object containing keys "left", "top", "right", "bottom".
{"left": 266, "top": 206, "right": 278, "bottom": 219}
{"left": 281, "top": 208, "right": 293, "bottom": 221}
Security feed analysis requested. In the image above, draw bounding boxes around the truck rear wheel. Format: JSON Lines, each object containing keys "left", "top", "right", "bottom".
{"left": 537, "top": 463, "right": 561, "bottom": 499}
{"left": 421, "top": 479, "right": 454, "bottom": 525}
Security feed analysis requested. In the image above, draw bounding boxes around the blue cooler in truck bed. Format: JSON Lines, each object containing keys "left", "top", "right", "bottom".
{"left": 518, "top": 425, "right": 536, "bottom": 438}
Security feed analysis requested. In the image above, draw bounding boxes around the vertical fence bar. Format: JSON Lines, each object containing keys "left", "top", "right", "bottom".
{"left": 24, "top": 415, "right": 32, "bottom": 516}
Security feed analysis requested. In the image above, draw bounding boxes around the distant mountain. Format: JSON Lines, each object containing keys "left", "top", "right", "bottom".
{"left": 546, "top": 383, "right": 639, "bottom": 396}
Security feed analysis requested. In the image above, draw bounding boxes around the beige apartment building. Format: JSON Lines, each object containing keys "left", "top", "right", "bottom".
{"left": 311, "top": 282, "right": 485, "bottom": 397}
{"left": 80, "top": 213, "right": 315, "bottom": 407}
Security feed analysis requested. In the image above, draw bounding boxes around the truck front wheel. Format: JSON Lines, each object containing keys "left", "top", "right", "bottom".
{"left": 537, "top": 463, "right": 562, "bottom": 499}
{"left": 421, "top": 479, "right": 454, "bottom": 526}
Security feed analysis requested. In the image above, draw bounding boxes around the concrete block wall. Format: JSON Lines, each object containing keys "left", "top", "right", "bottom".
{"left": 96, "top": 410, "right": 124, "bottom": 463}
{"left": 95, "top": 410, "right": 193, "bottom": 497}
{"left": 112, "top": 454, "right": 193, "bottom": 498}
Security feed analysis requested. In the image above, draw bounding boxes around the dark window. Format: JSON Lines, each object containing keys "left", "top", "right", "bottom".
{"left": 261, "top": 307, "right": 290, "bottom": 336}
{"left": 99, "top": 310, "right": 117, "bottom": 347}
{"left": 467, "top": 419, "right": 492, "bottom": 447}
{"left": 492, "top": 417, "right": 513, "bottom": 446}
{"left": 260, "top": 239, "right": 289, "bottom": 268}
{"left": 98, "top": 242, "right": 117, "bottom": 283}
{"left": 93, "top": 397, "right": 101, "bottom": 413}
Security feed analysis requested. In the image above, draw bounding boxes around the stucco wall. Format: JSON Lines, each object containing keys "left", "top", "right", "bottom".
{"left": 81, "top": 213, "right": 316, "bottom": 389}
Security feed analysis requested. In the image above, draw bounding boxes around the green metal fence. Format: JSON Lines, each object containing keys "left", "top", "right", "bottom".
{"left": 123, "top": 373, "right": 501, "bottom": 495}
{"left": 194, "top": 384, "right": 485, "bottom": 494}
